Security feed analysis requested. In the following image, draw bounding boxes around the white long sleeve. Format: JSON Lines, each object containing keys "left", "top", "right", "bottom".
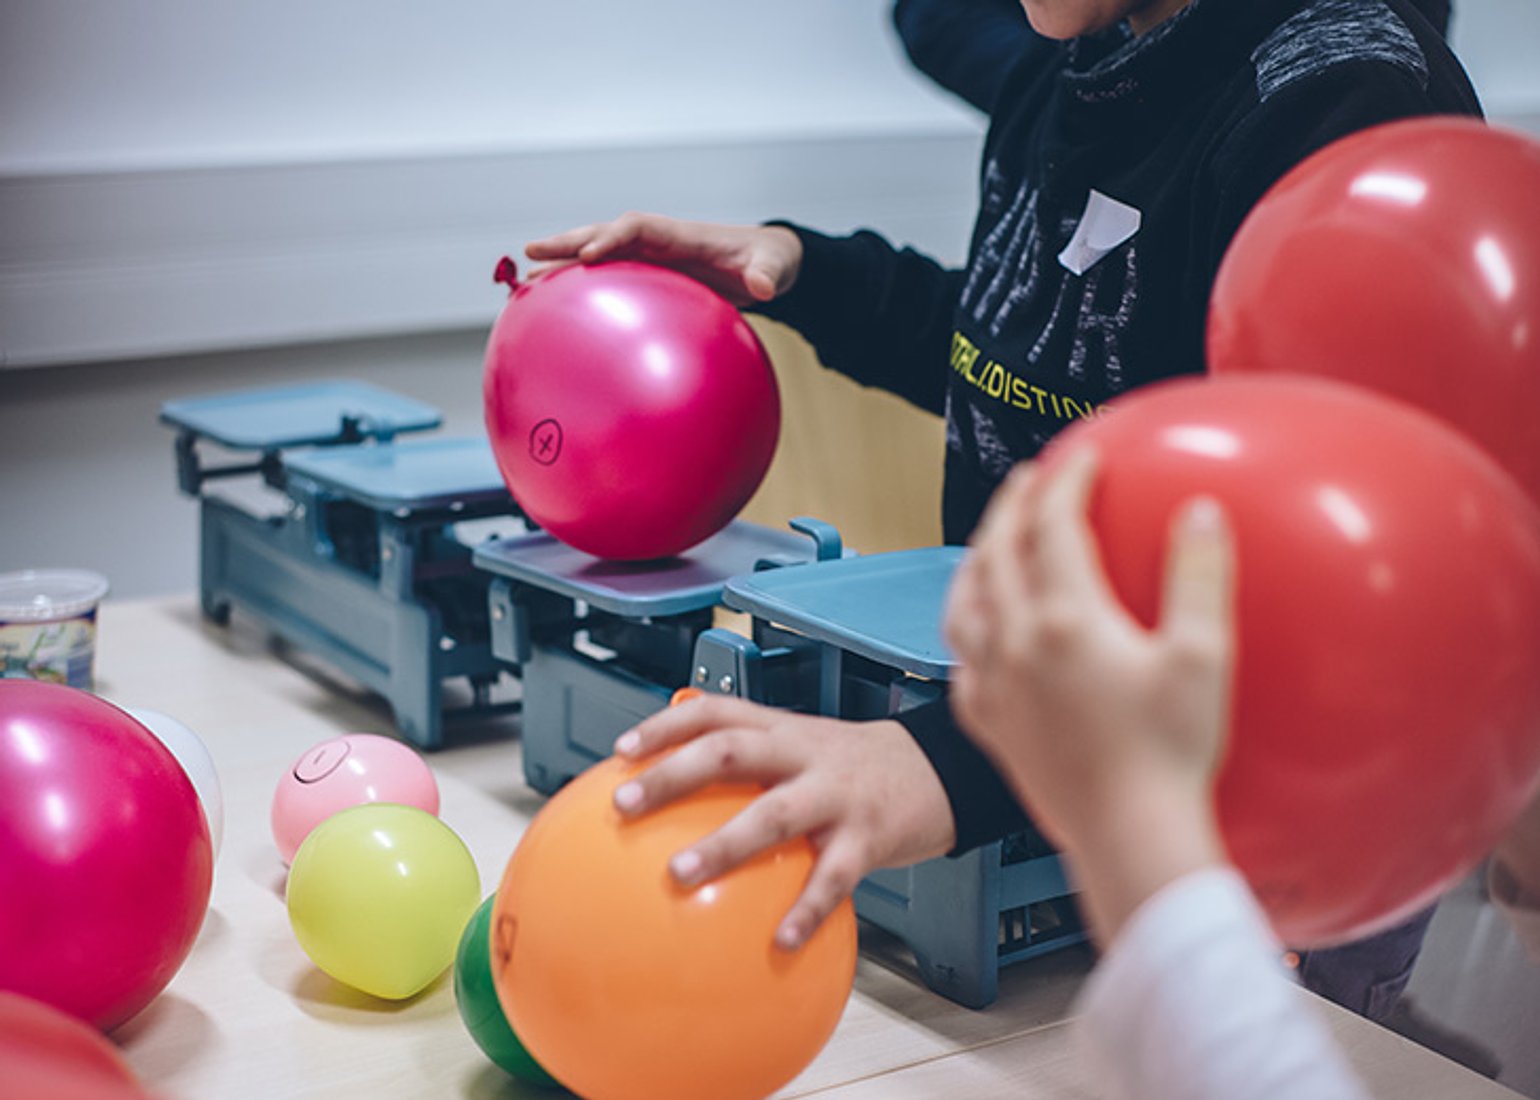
{"left": 1488, "top": 857, "right": 1540, "bottom": 964}
{"left": 1074, "top": 867, "right": 1370, "bottom": 1100}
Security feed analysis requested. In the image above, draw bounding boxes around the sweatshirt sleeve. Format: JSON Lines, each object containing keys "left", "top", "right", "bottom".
{"left": 891, "top": 0, "right": 1049, "bottom": 114}
{"left": 894, "top": 697, "right": 1032, "bottom": 853}
{"left": 1196, "top": 53, "right": 1481, "bottom": 292}
{"left": 750, "top": 224, "right": 963, "bottom": 418}
{"left": 1077, "top": 868, "right": 1372, "bottom": 1100}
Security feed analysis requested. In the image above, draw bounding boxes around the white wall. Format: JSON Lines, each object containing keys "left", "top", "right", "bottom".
{"left": 0, "top": 1, "right": 984, "bottom": 370}
{"left": 2, "top": 0, "right": 1538, "bottom": 598}
{"left": 2, "top": 0, "right": 1532, "bottom": 177}
{"left": 3, "top": 0, "right": 1536, "bottom": 371}
{"left": 0, "top": 1, "right": 985, "bottom": 596}
{"left": 0, "top": 1, "right": 972, "bottom": 173}
{"left": 1451, "top": 0, "right": 1540, "bottom": 121}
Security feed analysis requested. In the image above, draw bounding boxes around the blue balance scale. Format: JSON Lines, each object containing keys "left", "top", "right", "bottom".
{"left": 161, "top": 379, "right": 1083, "bottom": 1008}
{"left": 161, "top": 381, "right": 519, "bottom": 748}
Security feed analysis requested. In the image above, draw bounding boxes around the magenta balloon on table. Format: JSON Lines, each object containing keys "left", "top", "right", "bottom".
{"left": 1207, "top": 118, "right": 1540, "bottom": 507}
{"left": 0, "top": 681, "right": 214, "bottom": 1031}
{"left": 483, "top": 259, "right": 781, "bottom": 561}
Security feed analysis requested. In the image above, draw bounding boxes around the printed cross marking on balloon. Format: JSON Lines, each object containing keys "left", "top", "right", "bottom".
{"left": 529, "top": 418, "right": 563, "bottom": 466}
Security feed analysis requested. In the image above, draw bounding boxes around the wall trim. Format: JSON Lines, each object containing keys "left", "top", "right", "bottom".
{"left": 7, "top": 106, "right": 1533, "bottom": 372}
{"left": 0, "top": 130, "right": 983, "bottom": 369}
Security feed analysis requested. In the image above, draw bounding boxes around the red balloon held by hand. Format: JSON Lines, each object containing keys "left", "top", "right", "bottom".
{"left": 483, "top": 259, "right": 780, "bottom": 560}
{"left": 1208, "top": 117, "right": 1540, "bottom": 507}
{"left": 1044, "top": 374, "right": 1540, "bottom": 947}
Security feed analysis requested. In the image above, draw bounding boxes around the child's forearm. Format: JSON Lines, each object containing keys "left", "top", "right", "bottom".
{"left": 1062, "top": 784, "right": 1226, "bottom": 949}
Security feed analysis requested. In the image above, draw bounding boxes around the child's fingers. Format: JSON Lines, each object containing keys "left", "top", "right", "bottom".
{"left": 666, "top": 779, "right": 830, "bottom": 892}
{"left": 1035, "top": 447, "right": 1148, "bottom": 642}
{"left": 612, "top": 720, "right": 801, "bottom": 818}
{"left": 1157, "top": 496, "right": 1236, "bottom": 660}
{"left": 742, "top": 262, "right": 781, "bottom": 302}
{"left": 524, "top": 260, "right": 577, "bottom": 281}
{"left": 614, "top": 693, "right": 768, "bottom": 759}
{"left": 578, "top": 211, "right": 688, "bottom": 262}
{"left": 1031, "top": 447, "right": 1108, "bottom": 602}
{"left": 972, "top": 462, "right": 1039, "bottom": 555}
{"left": 969, "top": 464, "right": 1040, "bottom": 590}
{"left": 775, "top": 836, "right": 868, "bottom": 950}
{"left": 953, "top": 464, "right": 1042, "bottom": 668}
{"left": 943, "top": 553, "right": 997, "bottom": 665}
{"left": 524, "top": 225, "right": 602, "bottom": 260}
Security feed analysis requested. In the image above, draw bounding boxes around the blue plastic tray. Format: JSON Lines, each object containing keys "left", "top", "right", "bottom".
{"left": 473, "top": 521, "right": 823, "bottom": 618}
{"left": 283, "top": 436, "right": 512, "bottom": 512}
{"left": 722, "top": 547, "right": 962, "bottom": 680}
{"left": 159, "top": 381, "right": 441, "bottom": 450}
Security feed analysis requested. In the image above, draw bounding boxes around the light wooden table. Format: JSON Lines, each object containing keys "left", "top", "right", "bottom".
{"left": 96, "top": 597, "right": 1519, "bottom": 1100}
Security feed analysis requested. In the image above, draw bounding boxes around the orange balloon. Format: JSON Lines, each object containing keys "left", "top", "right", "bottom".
{"left": 491, "top": 756, "right": 856, "bottom": 1100}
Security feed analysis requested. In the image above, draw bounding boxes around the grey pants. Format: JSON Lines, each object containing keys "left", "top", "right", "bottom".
{"left": 1294, "top": 904, "right": 1439, "bottom": 1023}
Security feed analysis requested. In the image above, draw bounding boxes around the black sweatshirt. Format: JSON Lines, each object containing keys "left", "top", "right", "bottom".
{"left": 756, "top": 0, "right": 1481, "bottom": 853}
{"left": 892, "top": 0, "right": 1052, "bottom": 113}
{"left": 891, "top": 0, "right": 1453, "bottom": 116}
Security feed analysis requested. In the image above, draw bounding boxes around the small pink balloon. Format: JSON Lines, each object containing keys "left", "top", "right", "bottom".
{"left": 271, "top": 733, "right": 439, "bottom": 865}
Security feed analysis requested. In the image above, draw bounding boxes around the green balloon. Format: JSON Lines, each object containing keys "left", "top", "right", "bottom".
{"left": 453, "top": 895, "right": 561, "bottom": 1087}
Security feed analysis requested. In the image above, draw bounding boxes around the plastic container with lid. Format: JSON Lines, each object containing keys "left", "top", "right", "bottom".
{"left": 0, "top": 569, "right": 111, "bottom": 690}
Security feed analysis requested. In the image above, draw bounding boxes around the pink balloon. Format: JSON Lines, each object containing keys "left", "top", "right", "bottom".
{"left": 271, "top": 733, "right": 440, "bottom": 865}
{"left": 483, "top": 259, "right": 780, "bottom": 560}
{"left": 0, "top": 681, "right": 213, "bottom": 1031}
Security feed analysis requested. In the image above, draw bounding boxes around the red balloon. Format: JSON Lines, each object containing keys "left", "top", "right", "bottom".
{"left": 483, "top": 259, "right": 780, "bottom": 560}
{"left": 0, "top": 992, "right": 155, "bottom": 1100}
{"left": 491, "top": 756, "right": 856, "bottom": 1100}
{"left": 0, "top": 682, "right": 213, "bottom": 1031}
{"left": 1208, "top": 118, "right": 1540, "bottom": 506}
{"left": 1045, "top": 375, "right": 1540, "bottom": 947}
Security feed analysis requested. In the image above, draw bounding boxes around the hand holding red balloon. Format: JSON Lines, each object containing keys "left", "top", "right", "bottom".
{"left": 944, "top": 447, "right": 1237, "bottom": 946}
{"left": 611, "top": 696, "right": 956, "bottom": 949}
{"left": 525, "top": 212, "right": 803, "bottom": 306}
{"left": 1208, "top": 118, "right": 1540, "bottom": 508}
{"left": 950, "top": 374, "right": 1540, "bottom": 948}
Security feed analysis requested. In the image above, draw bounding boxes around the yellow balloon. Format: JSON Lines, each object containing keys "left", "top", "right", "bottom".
{"left": 287, "top": 803, "right": 480, "bottom": 1000}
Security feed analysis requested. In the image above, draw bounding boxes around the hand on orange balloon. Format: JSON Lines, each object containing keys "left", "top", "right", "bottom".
{"left": 943, "top": 447, "right": 1237, "bottom": 946}
{"left": 496, "top": 755, "right": 856, "bottom": 1100}
{"left": 612, "top": 696, "right": 956, "bottom": 950}
{"left": 525, "top": 213, "right": 803, "bottom": 307}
